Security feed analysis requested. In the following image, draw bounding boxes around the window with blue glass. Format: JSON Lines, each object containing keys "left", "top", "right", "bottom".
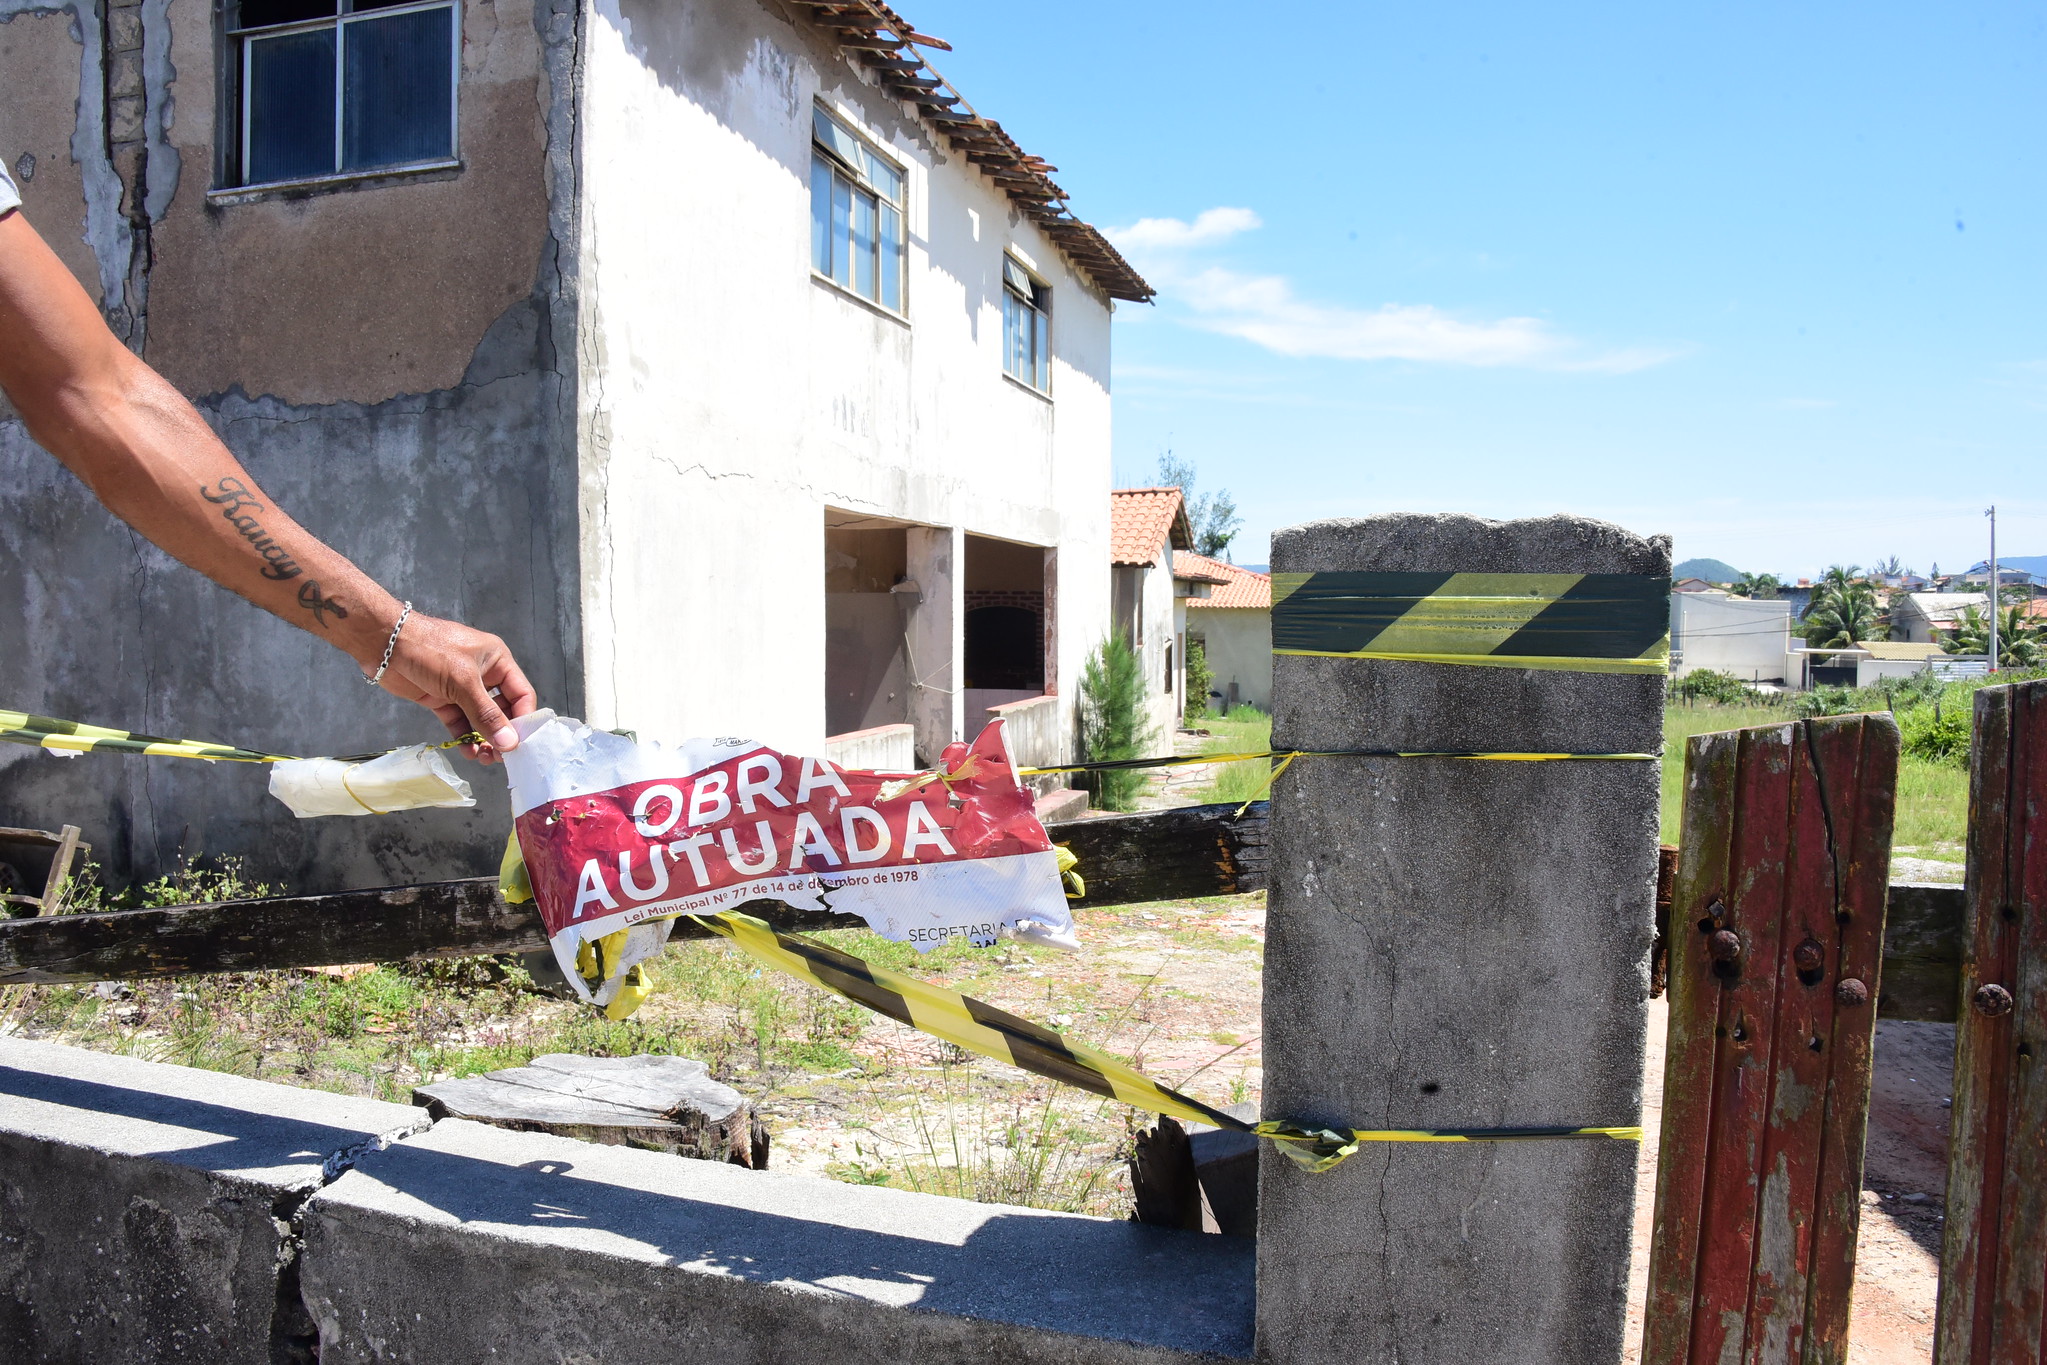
{"left": 810, "top": 107, "right": 905, "bottom": 313}
{"left": 227, "top": 0, "right": 457, "bottom": 188}
{"left": 1001, "top": 257, "right": 1050, "bottom": 393}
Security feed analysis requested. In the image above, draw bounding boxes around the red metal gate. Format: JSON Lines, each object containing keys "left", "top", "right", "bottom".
{"left": 1938, "top": 678, "right": 2047, "bottom": 1364}
{"left": 1645, "top": 713, "right": 1900, "bottom": 1365}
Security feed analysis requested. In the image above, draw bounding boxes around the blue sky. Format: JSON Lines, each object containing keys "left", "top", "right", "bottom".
{"left": 910, "top": 1, "right": 2045, "bottom": 578}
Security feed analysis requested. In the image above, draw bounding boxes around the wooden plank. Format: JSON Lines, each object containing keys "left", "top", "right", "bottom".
{"left": 1805, "top": 714, "right": 1898, "bottom": 1365}
{"left": 1742, "top": 719, "right": 1844, "bottom": 1364}
{"left": 1992, "top": 680, "right": 2047, "bottom": 1361}
{"left": 1688, "top": 723, "right": 1797, "bottom": 1365}
{"left": 1053, "top": 801, "right": 1267, "bottom": 908}
{"left": 414, "top": 1054, "right": 763, "bottom": 1166}
{"left": 0, "top": 803, "right": 1271, "bottom": 984}
{"left": 1938, "top": 679, "right": 2047, "bottom": 1364}
{"left": 1645, "top": 714, "right": 1901, "bottom": 1365}
{"left": 1938, "top": 685, "right": 2018, "bottom": 1364}
{"left": 1643, "top": 728, "right": 1742, "bottom": 1363}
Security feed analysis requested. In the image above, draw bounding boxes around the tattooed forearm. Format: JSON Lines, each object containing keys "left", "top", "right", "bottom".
{"left": 296, "top": 580, "right": 349, "bottom": 627}
{"left": 200, "top": 477, "right": 303, "bottom": 581}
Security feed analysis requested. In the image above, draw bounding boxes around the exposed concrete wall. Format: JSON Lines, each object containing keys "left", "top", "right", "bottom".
{"left": 145, "top": 0, "right": 553, "bottom": 404}
{"left": 0, "top": 1037, "right": 1254, "bottom": 1364}
{"left": 0, "top": 0, "right": 584, "bottom": 889}
{"left": 1255, "top": 513, "right": 1667, "bottom": 1365}
{"left": 0, "top": 1036, "right": 428, "bottom": 1364}
{"left": 570, "top": 0, "right": 1113, "bottom": 763}
{"left": 1187, "top": 607, "right": 1270, "bottom": 712}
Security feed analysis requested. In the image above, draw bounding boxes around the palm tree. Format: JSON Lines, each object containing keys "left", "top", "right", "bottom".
{"left": 1803, "top": 580, "right": 1882, "bottom": 648}
{"left": 1944, "top": 605, "right": 2045, "bottom": 667}
{"left": 1733, "top": 571, "right": 1781, "bottom": 600}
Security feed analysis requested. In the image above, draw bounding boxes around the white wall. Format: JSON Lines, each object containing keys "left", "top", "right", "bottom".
{"left": 1670, "top": 591, "right": 1793, "bottom": 682}
{"left": 1192, "top": 608, "right": 1272, "bottom": 712}
{"left": 1140, "top": 539, "right": 1179, "bottom": 750}
{"left": 573, "top": 0, "right": 1114, "bottom": 762}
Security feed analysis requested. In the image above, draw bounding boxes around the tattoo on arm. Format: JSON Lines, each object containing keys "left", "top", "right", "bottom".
{"left": 296, "top": 580, "right": 349, "bottom": 627}
{"left": 200, "top": 477, "right": 303, "bottom": 581}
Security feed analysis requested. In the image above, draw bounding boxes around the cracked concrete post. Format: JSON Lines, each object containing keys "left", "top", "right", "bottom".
{"left": 1255, "top": 514, "right": 1668, "bottom": 1365}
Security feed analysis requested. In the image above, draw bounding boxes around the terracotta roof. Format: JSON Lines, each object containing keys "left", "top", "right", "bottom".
{"left": 787, "top": 2, "right": 1152, "bottom": 302}
{"left": 1109, "top": 488, "right": 1191, "bottom": 566}
{"left": 1173, "top": 554, "right": 1230, "bottom": 585}
{"left": 1178, "top": 551, "right": 1272, "bottom": 610}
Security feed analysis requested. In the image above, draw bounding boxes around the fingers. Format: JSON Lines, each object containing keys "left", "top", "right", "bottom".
{"left": 482, "top": 648, "right": 538, "bottom": 721}
{"left": 449, "top": 669, "right": 516, "bottom": 757}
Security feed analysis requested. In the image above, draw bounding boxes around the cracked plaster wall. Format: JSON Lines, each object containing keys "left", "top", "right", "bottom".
{"left": 0, "top": 0, "right": 585, "bottom": 889}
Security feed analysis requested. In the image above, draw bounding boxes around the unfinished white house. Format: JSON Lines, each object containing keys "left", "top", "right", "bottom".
{"left": 0, "top": 0, "right": 1148, "bottom": 887}
{"left": 1668, "top": 590, "right": 1793, "bottom": 683}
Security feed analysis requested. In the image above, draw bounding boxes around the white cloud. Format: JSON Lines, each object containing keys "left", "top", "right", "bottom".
{"left": 1110, "top": 207, "right": 1262, "bottom": 252}
{"left": 1107, "top": 208, "right": 1677, "bottom": 373}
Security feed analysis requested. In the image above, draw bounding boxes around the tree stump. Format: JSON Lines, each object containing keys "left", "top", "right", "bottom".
{"left": 414, "top": 1054, "right": 768, "bottom": 1167}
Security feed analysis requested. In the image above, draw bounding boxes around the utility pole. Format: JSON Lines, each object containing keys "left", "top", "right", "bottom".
{"left": 1987, "top": 505, "right": 1999, "bottom": 672}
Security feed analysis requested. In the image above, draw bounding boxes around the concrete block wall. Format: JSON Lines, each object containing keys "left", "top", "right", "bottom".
{"left": 0, "top": 1037, "right": 1254, "bottom": 1363}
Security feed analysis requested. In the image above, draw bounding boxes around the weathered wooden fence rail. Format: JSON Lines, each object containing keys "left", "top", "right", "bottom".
{"left": 0, "top": 801, "right": 1271, "bottom": 985}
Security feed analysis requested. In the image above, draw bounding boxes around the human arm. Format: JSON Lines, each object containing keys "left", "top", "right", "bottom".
{"left": 0, "top": 205, "right": 534, "bottom": 759}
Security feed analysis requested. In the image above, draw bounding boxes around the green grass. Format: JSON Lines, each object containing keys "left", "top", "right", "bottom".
{"left": 1193, "top": 706, "right": 1275, "bottom": 805}
{"left": 1658, "top": 700, "right": 1969, "bottom": 856}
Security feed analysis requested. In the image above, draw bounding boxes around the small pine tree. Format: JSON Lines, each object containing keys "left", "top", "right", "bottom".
{"left": 1183, "top": 638, "right": 1215, "bottom": 725}
{"left": 1079, "top": 635, "right": 1153, "bottom": 812}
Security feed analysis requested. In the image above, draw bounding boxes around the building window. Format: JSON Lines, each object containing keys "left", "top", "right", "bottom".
{"left": 810, "top": 107, "right": 905, "bottom": 312}
{"left": 224, "top": 0, "right": 457, "bottom": 189}
{"left": 1001, "top": 257, "right": 1050, "bottom": 391}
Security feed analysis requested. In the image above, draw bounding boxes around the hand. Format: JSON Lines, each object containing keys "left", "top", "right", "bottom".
{"left": 369, "top": 612, "right": 537, "bottom": 764}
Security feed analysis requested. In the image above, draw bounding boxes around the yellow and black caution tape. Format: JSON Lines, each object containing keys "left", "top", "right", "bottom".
{"left": 1271, "top": 570, "right": 1671, "bottom": 675}
{"left": 1020, "top": 747, "right": 1659, "bottom": 815}
{"left": 691, "top": 908, "right": 1641, "bottom": 1172}
{"left": 0, "top": 708, "right": 484, "bottom": 766}
{"left": 0, "top": 708, "right": 296, "bottom": 763}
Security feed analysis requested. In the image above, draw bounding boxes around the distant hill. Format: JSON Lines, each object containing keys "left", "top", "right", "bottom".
{"left": 1967, "top": 555, "right": 2047, "bottom": 577}
{"left": 1674, "top": 557, "right": 1742, "bottom": 584}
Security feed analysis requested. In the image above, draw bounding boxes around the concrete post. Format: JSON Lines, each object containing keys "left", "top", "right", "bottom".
{"left": 905, "top": 525, "right": 964, "bottom": 765}
{"left": 1256, "top": 514, "right": 1668, "bottom": 1364}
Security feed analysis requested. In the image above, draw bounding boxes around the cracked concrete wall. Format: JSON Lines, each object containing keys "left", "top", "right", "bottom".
{"left": 0, "top": 1038, "right": 1255, "bottom": 1364}
{"left": 0, "top": 0, "right": 584, "bottom": 889}
{"left": 572, "top": 0, "right": 1114, "bottom": 761}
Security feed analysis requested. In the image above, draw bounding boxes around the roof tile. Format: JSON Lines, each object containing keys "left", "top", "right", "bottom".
{"left": 1109, "top": 488, "right": 1191, "bottom": 566}
{"left": 1177, "top": 551, "right": 1271, "bottom": 610}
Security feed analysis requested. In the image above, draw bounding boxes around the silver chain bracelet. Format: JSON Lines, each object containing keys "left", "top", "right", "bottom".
{"left": 365, "top": 601, "right": 412, "bottom": 686}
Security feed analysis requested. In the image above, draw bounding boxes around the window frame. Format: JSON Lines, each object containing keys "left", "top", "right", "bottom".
{"left": 809, "top": 104, "right": 908, "bottom": 316}
{"left": 222, "top": 0, "right": 462, "bottom": 193}
{"left": 1000, "top": 254, "right": 1051, "bottom": 394}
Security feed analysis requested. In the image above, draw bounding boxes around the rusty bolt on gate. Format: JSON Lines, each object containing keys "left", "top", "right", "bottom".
{"left": 1973, "top": 983, "right": 2014, "bottom": 1018}
{"left": 1707, "top": 930, "right": 1743, "bottom": 965}
{"left": 1835, "top": 978, "right": 1869, "bottom": 1008}
{"left": 1793, "top": 938, "right": 1826, "bottom": 975}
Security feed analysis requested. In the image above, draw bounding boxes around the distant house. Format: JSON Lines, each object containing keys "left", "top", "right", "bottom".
{"left": 1109, "top": 489, "right": 1196, "bottom": 749}
{"left": 1851, "top": 641, "right": 1946, "bottom": 688}
{"left": 1177, "top": 553, "right": 1273, "bottom": 712}
{"left": 1670, "top": 591, "right": 1792, "bottom": 682}
{"left": 1673, "top": 578, "right": 1718, "bottom": 594}
{"left": 1890, "top": 592, "right": 1990, "bottom": 644}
